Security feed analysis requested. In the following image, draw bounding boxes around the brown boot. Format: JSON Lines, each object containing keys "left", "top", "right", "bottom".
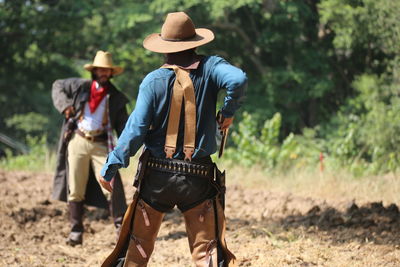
{"left": 66, "top": 201, "right": 84, "bottom": 246}
{"left": 124, "top": 199, "right": 164, "bottom": 267}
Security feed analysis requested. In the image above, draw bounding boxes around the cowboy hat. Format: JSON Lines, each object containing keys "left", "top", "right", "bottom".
{"left": 84, "top": 50, "right": 124, "bottom": 76}
{"left": 143, "top": 12, "right": 215, "bottom": 53}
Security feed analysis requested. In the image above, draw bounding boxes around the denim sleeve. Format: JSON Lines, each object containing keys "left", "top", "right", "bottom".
{"left": 211, "top": 60, "right": 247, "bottom": 118}
{"left": 101, "top": 84, "right": 154, "bottom": 181}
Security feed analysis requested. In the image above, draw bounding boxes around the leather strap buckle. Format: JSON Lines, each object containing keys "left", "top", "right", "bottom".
{"left": 183, "top": 147, "right": 194, "bottom": 161}
{"left": 164, "top": 146, "right": 175, "bottom": 159}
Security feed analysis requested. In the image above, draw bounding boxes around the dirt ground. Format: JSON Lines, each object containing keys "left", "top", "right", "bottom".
{"left": 1, "top": 169, "right": 400, "bottom": 267}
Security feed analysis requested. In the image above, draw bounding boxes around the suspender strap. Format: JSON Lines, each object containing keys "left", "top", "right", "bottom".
{"left": 102, "top": 95, "right": 109, "bottom": 127}
{"left": 161, "top": 66, "right": 197, "bottom": 161}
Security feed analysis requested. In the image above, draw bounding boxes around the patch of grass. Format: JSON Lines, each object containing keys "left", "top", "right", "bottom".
{"left": 223, "top": 163, "right": 400, "bottom": 205}
{"left": 0, "top": 136, "right": 56, "bottom": 172}
{"left": 56, "top": 257, "right": 66, "bottom": 263}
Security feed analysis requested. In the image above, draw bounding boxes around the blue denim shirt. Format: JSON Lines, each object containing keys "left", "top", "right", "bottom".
{"left": 101, "top": 56, "right": 247, "bottom": 181}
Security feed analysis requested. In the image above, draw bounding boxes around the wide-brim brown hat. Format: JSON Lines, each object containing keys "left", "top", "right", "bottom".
{"left": 143, "top": 12, "right": 215, "bottom": 53}
{"left": 84, "top": 50, "right": 124, "bottom": 76}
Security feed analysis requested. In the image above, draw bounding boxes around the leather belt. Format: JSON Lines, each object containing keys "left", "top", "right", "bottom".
{"left": 147, "top": 156, "right": 214, "bottom": 178}
{"left": 75, "top": 129, "right": 107, "bottom": 142}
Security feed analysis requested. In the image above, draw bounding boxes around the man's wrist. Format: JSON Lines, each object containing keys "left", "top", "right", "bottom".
{"left": 101, "top": 167, "right": 114, "bottom": 182}
{"left": 220, "top": 108, "right": 234, "bottom": 119}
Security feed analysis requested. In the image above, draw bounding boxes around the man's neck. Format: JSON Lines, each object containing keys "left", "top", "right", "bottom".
{"left": 94, "top": 80, "right": 111, "bottom": 88}
{"left": 165, "top": 50, "right": 202, "bottom": 70}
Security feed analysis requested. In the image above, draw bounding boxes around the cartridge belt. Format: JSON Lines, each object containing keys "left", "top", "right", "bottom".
{"left": 147, "top": 156, "right": 214, "bottom": 178}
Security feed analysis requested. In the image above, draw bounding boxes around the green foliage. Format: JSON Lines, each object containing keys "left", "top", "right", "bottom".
{"left": 1, "top": 0, "right": 341, "bottom": 139}
{"left": 317, "top": 0, "right": 400, "bottom": 174}
{"left": 0, "top": 0, "right": 99, "bottom": 141}
{"left": 224, "top": 112, "right": 321, "bottom": 172}
{"left": 6, "top": 112, "right": 49, "bottom": 136}
{"left": 1, "top": 0, "right": 400, "bottom": 175}
{"left": 325, "top": 74, "right": 400, "bottom": 174}
{"left": 319, "top": 0, "right": 400, "bottom": 57}
{"left": 0, "top": 135, "right": 55, "bottom": 172}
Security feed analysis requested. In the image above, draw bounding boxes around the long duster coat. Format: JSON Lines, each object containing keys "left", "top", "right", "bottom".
{"left": 51, "top": 78, "right": 129, "bottom": 216}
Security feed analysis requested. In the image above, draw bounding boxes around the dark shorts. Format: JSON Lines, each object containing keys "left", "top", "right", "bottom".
{"left": 139, "top": 157, "right": 217, "bottom": 213}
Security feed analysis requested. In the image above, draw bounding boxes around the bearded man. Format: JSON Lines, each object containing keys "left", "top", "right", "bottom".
{"left": 52, "top": 51, "right": 129, "bottom": 246}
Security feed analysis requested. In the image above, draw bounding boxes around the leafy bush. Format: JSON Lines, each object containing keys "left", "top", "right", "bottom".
{"left": 223, "top": 112, "right": 322, "bottom": 172}
{"left": 324, "top": 74, "right": 400, "bottom": 174}
{"left": 6, "top": 112, "right": 49, "bottom": 136}
{"left": 0, "top": 135, "right": 55, "bottom": 172}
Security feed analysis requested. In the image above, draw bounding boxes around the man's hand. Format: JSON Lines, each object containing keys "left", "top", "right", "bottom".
{"left": 218, "top": 116, "right": 234, "bottom": 131}
{"left": 99, "top": 177, "right": 113, "bottom": 192}
{"left": 63, "top": 106, "right": 75, "bottom": 119}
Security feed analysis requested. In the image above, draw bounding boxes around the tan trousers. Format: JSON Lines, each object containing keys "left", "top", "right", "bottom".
{"left": 67, "top": 133, "right": 109, "bottom": 202}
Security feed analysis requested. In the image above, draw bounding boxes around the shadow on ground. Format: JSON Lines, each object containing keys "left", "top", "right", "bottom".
{"left": 279, "top": 201, "right": 400, "bottom": 245}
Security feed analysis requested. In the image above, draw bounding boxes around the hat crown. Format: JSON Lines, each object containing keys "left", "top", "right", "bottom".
{"left": 84, "top": 50, "right": 123, "bottom": 75}
{"left": 92, "top": 51, "right": 114, "bottom": 67}
{"left": 160, "top": 12, "right": 196, "bottom": 41}
{"left": 143, "top": 11, "right": 214, "bottom": 53}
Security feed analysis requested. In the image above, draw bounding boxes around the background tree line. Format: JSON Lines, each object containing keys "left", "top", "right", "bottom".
{"left": 1, "top": 0, "right": 399, "bottom": 174}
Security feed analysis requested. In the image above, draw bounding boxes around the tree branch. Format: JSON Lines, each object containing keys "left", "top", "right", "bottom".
{"left": 212, "top": 22, "right": 266, "bottom": 75}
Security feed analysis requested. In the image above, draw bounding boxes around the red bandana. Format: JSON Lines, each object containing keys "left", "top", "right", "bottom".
{"left": 89, "top": 81, "right": 108, "bottom": 113}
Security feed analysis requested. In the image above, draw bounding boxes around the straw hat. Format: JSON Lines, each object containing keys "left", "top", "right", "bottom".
{"left": 84, "top": 51, "right": 124, "bottom": 76}
{"left": 143, "top": 12, "right": 215, "bottom": 53}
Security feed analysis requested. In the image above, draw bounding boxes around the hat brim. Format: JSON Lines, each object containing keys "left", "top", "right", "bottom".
{"left": 143, "top": 28, "right": 215, "bottom": 53}
{"left": 84, "top": 64, "right": 124, "bottom": 76}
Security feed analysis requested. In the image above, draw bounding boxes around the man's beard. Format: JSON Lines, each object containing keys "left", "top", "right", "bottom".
{"left": 97, "top": 76, "right": 111, "bottom": 86}
{"left": 92, "top": 73, "right": 112, "bottom": 86}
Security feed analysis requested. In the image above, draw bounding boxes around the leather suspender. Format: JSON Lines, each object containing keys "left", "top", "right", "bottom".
{"left": 161, "top": 66, "right": 196, "bottom": 161}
